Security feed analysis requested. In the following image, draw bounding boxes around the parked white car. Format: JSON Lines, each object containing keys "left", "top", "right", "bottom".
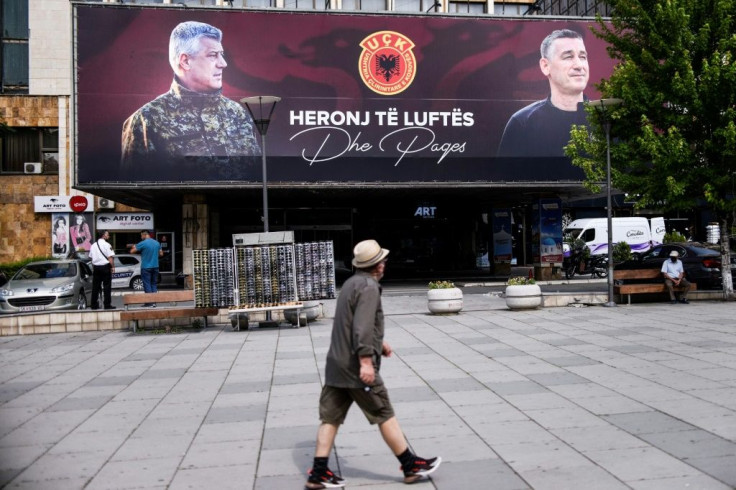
{"left": 112, "top": 254, "right": 144, "bottom": 291}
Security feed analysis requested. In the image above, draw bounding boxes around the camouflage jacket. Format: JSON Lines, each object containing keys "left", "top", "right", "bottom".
{"left": 121, "top": 79, "right": 261, "bottom": 181}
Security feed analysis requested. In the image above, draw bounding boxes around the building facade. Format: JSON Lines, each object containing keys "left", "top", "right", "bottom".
{"left": 3, "top": 0, "right": 619, "bottom": 281}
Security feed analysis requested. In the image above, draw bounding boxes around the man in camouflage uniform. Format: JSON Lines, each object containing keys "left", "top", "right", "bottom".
{"left": 121, "top": 21, "right": 260, "bottom": 181}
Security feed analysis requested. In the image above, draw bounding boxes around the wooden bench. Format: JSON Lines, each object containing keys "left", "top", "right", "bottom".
{"left": 121, "top": 290, "right": 220, "bottom": 332}
{"left": 613, "top": 269, "right": 696, "bottom": 305}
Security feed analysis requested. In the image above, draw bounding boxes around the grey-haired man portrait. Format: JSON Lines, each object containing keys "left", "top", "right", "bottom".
{"left": 497, "top": 29, "right": 590, "bottom": 158}
{"left": 121, "top": 21, "right": 260, "bottom": 180}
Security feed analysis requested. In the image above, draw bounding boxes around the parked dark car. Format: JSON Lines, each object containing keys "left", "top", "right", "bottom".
{"left": 614, "top": 242, "right": 724, "bottom": 289}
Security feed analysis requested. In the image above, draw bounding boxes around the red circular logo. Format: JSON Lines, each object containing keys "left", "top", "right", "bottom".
{"left": 69, "top": 196, "right": 88, "bottom": 212}
{"left": 359, "top": 31, "right": 417, "bottom": 96}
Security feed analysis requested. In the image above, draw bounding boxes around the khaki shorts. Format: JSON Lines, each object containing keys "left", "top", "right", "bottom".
{"left": 319, "top": 384, "right": 395, "bottom": 426}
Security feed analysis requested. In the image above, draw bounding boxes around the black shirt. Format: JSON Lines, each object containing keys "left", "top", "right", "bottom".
{"left": 497, "top": 96, "right": 589, "bottom": 158}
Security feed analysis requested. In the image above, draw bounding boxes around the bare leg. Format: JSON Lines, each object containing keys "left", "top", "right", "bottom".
{"left": 378, "top": 416, "right": 408, "bottom": 455}
{"left": 315, "top": 422, "right": 339, "bottom": 458}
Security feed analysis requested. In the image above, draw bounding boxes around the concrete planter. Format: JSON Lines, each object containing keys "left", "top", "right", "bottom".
{"left": 427, "top": 287, "right": 463, "bottom": 314}
{"left": 505, "top": 284, "right": 542, "bottom": 310}
{"left": 284, "top": 301, "right": 322, "bottom": 326}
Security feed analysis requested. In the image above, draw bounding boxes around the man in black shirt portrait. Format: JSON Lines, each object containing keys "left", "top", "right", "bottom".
{"left": 497, "top": 29, "right": 590, "bottom": 158}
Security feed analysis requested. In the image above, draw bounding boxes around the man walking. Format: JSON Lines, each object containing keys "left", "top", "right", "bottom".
{"left": 661, "top": 250, "right": 691, "bottom": 304}
{"left": 306, "top": 239, "right": 441, "bottom": 489}
{"left": 89, "top": 230, "right": 115, "bottom": 310}
{"left": 130, "top": 230, "right": 163, "bottom": 307}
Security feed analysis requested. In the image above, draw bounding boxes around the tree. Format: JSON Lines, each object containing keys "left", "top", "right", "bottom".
{"left": 566, "top": 0, "right": 736, "bottom": 298}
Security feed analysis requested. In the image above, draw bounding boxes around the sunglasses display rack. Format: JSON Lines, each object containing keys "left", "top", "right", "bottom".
{"left": 294, "top": 241, "right": 336, "bottom": 301}
{"left": 234, "top": 244, "right": 298, "bottom": 308}
{"left": 192, "top": 235, "right": 336, "bottom": 327}
{"left": 192, "top": 248, "right": 235, "bottom": 308}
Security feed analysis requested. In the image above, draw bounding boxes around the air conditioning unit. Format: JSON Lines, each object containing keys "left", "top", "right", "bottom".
{"left": 24, "top": 162, "right": 42, "bottom": 174}
{"left": 98, "top": 197, "right": 115, "bottom": 209}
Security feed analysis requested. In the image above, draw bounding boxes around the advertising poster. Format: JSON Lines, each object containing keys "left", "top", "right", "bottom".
{"left": 70, "top": 213, "right": 94, "bottom": 252}
{"left": 74, "top": 6, "right": 616, "bottom": 186}
{"left": 538, "top": 198, "right": 563, "bottom": 264}
{"left": 492, "top": 209, "right": 512, "bottom": 263}
{"left": 51, "top": 213, "right": 70, "bottom": 258}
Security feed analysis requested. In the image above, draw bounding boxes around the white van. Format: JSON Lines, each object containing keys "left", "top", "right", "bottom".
{"left": 563, "top": 217, "right": 665, "bottom": 256}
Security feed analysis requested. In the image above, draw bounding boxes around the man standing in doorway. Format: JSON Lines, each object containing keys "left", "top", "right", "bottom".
{"left": 497, "top": 29, "right": 590, "bottom": 157}
{"left": 130, "top": 230, "right": 163, "bottom": 307}
{"left": 90, "top": 230, "right": 116, "bottom": 310}
{"left": 306, "top": 239, "right": 441, "bottom": 489}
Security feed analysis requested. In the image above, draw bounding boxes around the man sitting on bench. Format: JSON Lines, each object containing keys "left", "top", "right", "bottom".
{"left": 661, "top": 250, "right": 691, "bottom": 304}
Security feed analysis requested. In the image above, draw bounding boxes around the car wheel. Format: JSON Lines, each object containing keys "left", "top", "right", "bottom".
{"left": 131, "top": 276, "right": 144, "bottom": 291}
{"left": 77, "top": 292, "right": 87, "bottom": 310}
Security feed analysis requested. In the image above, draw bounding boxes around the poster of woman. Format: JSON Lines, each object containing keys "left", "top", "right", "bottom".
{"left": 70, "top": 214, "right": 93, "bottom": 251}
{"left": 52, "top": 214, "right": 69, "bottom": 258}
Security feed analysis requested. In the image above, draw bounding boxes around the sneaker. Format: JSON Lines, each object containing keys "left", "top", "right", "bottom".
{"left": 305, "top": 467, "right": 346, "bottom": 489}
{"left": 679, "top": 298, "right": 689, "bottom": 304}
{"left": 670, "top": 300, "right": 678, "bottom": 305}
{"left": 402, "top": 456, "right": 442, "bottom": 484}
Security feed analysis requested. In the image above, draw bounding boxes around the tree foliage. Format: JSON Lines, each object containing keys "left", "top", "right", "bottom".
{"left": 566, "top": 0, "right": 736, "bottom": 219}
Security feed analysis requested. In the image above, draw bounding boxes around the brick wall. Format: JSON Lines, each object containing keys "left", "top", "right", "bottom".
{"left": 1, "top": 96, "right": 60, "bottom": 264}
{"left": 0, "top": 176, "right": 59, "bottom": 263}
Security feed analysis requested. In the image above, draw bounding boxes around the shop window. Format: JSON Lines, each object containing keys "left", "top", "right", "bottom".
{"left": 0, "top": 127, "right": 58, "bottom": 174}
{"left": 1, "top": 0, "right": 29, "bottom": 93}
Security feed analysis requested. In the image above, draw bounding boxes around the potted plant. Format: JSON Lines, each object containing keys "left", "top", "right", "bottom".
{"left": 427, "top": 280, "right": 463, "bottom": 314}
{"left": 504, "top": 276, "right": 542, "bottom": 310}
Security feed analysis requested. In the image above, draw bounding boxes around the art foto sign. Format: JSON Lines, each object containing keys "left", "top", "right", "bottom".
{"left": 34, "top": 195, "right": 91, "bottom": 213}
{"left": 96, "top": 212, "right": 154, "bottom": 230}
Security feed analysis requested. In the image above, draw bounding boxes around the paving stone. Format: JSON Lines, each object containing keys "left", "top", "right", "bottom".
{"left": 603, "top": 411, "right": 697, "bottom": 435}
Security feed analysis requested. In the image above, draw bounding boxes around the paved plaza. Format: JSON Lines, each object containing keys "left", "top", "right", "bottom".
{"left": 1, "top": 293, "right": 736, "bottom": 489}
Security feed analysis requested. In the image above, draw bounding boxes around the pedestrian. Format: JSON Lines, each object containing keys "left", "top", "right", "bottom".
{"left": 305, "top": 239, "right": 441, "bottom": 489}
{"left": 89, "top": 230, "right": 116, "bottom": 310}
{"left": 661, "top": 250, "right": 691, "bottom": 304}
{"left": 130, "top": 230, "right": 163, "bottom": 307}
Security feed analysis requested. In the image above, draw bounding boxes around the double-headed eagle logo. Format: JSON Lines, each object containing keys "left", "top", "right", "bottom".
{"left": 359, "top": 31, "right": 417, "bottom": 96}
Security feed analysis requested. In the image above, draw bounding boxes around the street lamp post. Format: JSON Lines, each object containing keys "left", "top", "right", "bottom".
{"left": 589, "top": 98, "right": 623, "bottom": 307}
{"left": 240, "top": 96, "right": 281, "bottom": 233}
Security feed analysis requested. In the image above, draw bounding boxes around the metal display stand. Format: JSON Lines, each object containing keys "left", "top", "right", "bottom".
{"left": 230, "top": 232, "right": 300, "bottom": 331}
{"left": 192, "top": 233, "right": 336, "bottom": 331}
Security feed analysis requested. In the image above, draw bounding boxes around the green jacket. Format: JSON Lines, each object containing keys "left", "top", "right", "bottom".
{"left": 325, "top": 271, "right": 385, "bottom": 388}
{"left": 121, "top": 78, "right": 260, "bottom": 181}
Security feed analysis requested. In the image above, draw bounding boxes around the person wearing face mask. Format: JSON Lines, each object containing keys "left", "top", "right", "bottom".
{"left": 661, "top": 250, "right": 691, "bottom": 304}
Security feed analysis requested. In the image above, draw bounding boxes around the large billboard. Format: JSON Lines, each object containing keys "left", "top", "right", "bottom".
{"left": 74, "top": 5, "right": 616, "bottom": 185}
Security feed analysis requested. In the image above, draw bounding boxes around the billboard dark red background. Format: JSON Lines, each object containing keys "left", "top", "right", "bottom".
{"left": 75, "top": 5, "right": 615, "bottom": 184}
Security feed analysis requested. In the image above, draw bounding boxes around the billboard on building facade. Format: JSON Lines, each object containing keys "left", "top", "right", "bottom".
{"left": 74, "top": 5, "right": 616, "bottom": 185}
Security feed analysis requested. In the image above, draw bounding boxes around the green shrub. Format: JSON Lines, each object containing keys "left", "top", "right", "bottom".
{"left": 0, "top": 256, "right": 52, "bottom": 282}
{"left": 428, "top": 280, "right": 455, "bottom": 289}
{"left": 507, "top": 276, "right": 536, "bottom": 286}
{"left": 664, "top": 231, "right": 687, "bottom": 243}
{"left": 612, "top": 241, "right": 631, "bottom": 263}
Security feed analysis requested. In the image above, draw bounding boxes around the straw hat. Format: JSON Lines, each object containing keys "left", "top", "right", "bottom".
{"left": 352, "top": 239, "right": 389, "bottom": 268}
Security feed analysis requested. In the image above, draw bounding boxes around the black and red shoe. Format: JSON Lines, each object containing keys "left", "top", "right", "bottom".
{"left": 305, "top": 467, "right": 346, "bottom": 489}
{"left": 402, "top": 456, "right": 442, "bottom": 484}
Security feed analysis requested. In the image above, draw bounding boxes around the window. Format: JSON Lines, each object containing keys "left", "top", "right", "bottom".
{"left": 1, "top": 0, "right": 28, "bottom": 93}
{"left": 0, "top": 127, "right": 58, "bottom": 174}
{"left": 450, "top": 0, "right": 486, "bottom": 13}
